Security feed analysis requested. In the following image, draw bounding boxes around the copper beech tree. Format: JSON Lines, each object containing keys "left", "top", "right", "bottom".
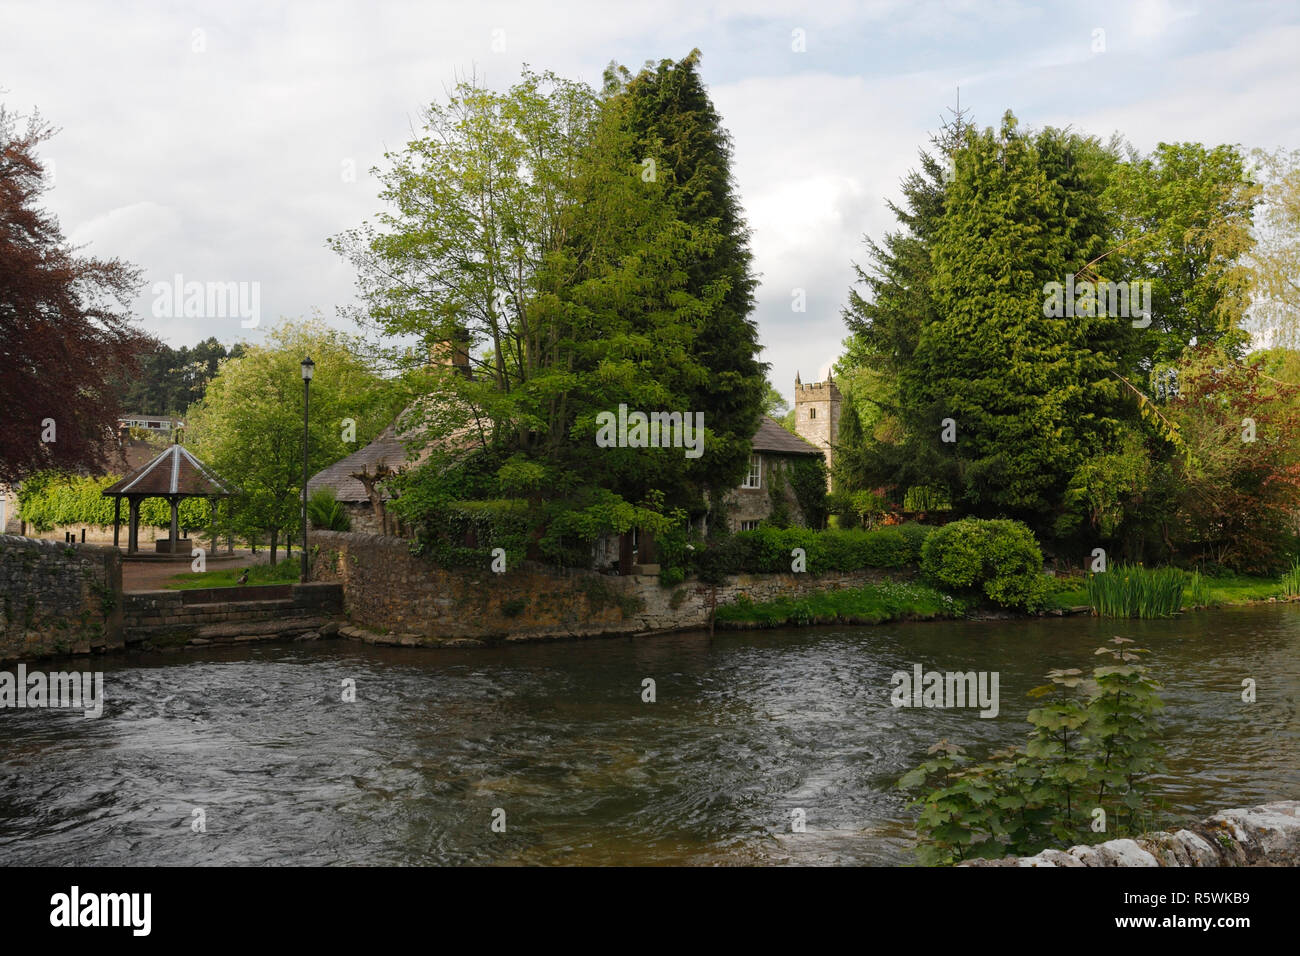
{"left": 0, "top": 106, "right": 148, "bottom": 485}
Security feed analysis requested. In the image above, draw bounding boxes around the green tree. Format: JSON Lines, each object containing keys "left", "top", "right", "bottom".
{"left": 762, "top": 382, "right": 789, "bottom": 418}
{"left": 114, "top": 337, "right": 246, "bottom": 415}
{"left": 837, "top": 113, "right": 1260, "bottom": 554}
{"left": 837, "top": 101, "right": 968, "bottom": 513}
{"left": 904, "top": 113, "right": 1128, "bottom": 533}
{"left": 1105, "top": 142, "right": 1258, "bottom": 369}
{"left": 184, "top": 320, "right": 402, "bottom": 562}
{"left": 335, "top": 61, "right": 765, "bottom": 561}
{"left": 609, "top": 50, "right": 768, "bottom": 509}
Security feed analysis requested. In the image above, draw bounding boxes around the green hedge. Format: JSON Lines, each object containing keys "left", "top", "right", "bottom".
{"left": 18, "top": 472, "right": 215, "bottom": 533}
{"left": 690, "top": 524, "right": 934, "bottom": 583}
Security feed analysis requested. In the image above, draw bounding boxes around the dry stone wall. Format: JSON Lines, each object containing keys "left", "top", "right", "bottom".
{"left": 308, "top": 530, "right": 900, "bottom": 646}
{"left": 0, "top": 534, "right": 124, "bottom": 663}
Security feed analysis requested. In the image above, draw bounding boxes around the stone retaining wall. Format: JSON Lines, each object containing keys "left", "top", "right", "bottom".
{"left": 122, "top": 583, "right": 343, "bottom": 650}
{"left": 0, "top": 535, "right": 124, "bottom": 663}
{"left": 308, "top": 530, "right": 902, "bottom": 647}
{"left": 959, "top": 801, "right": 1300, "bottom": 866}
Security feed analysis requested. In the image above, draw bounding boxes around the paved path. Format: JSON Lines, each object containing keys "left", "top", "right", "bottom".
{"left": 121, "top": 549, "right": 278, "bottom": 592}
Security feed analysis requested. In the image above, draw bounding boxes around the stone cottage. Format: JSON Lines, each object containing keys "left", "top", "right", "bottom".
{"left": 720, "top": 415, "right": 825, "bottom": 531}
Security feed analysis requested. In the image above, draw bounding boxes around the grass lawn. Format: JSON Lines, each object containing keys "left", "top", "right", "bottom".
{"left": 714, "top": 580, "right": 965, "bottom": 628}
{"left": 1191, "top": 572, "right": 1286, "bottom": 607}
{"left": 164, "top": 560, "right": 302, "bottom": 590}
{"left": 1043, "top": 575, "right": 1090, "bottom": 610}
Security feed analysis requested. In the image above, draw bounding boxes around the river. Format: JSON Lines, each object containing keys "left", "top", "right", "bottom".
{"left": 2, "top": 605, "right": 1297, "bottom": 865}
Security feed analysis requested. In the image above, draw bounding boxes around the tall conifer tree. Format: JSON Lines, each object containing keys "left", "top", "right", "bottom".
{"left": 608, "top": 51, "right": 767, "bottom": 502}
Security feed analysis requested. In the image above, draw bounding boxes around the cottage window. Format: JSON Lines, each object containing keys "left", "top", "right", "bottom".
{"left": 740, "top": 520, "right": 760, "bottom": 531}
{"left": 742, "top": 454, "right": 762, "bottom": 489}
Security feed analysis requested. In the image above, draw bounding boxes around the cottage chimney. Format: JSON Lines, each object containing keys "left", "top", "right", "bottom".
{"left": 428, "top": 327, "right": 472, "bottom": 379}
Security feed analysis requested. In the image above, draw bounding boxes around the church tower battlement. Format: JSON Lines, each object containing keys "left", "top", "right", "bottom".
{"left": 793, "top": 371, "right": 841, "bottom": 485}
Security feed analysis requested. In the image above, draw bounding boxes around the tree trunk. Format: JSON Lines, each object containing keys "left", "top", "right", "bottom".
{"left": 269, "top": 527, "right": 278, "bottom": 565}
{"left": 351, "top": 465, "right": 393, "bottom": 536}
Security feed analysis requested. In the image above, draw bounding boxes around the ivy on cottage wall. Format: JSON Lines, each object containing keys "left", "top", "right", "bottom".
{"left": 763, "top": 457, "right": 828, "bottom": 530}
{"left": 788, "top": 457, "right": 829, "bottom": 529}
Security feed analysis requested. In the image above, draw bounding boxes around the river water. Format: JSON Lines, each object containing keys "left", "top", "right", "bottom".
{"left": 2, "top": 606, "right": 1297, "bottom": 865}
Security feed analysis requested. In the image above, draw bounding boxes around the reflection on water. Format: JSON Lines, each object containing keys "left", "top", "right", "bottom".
{"left": 1, "top": 605, "right": 1297, "bottom": 865}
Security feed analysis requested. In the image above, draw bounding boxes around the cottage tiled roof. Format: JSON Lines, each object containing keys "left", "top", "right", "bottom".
{"left": 306, "top": 423, "right": 413, "bottom": 502}
{"left": 751, "top": 415, "right": 822, "bottom": 456}
{"left": 101, "top": 444, "right": 238, "bottom": 497}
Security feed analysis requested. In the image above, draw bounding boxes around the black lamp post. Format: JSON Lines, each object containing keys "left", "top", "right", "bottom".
{"left": 300, "top": 356, "right": 314, "bottom": 581}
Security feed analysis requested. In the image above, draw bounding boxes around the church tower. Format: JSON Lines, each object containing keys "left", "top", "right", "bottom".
{"left": 793, "top": 371, "right": 841, "bottom": 486}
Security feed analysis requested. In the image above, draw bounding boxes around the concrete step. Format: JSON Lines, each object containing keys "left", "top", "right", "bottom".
{"left": 196, "top": 616, "right": 331, "bottom": 641}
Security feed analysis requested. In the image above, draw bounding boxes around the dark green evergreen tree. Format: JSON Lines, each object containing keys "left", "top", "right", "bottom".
{"left": 608, "top": 50, "right": 767, "bottom": 511}
{"left": 905, "top": 112, "right": 1128, "bottom": 532}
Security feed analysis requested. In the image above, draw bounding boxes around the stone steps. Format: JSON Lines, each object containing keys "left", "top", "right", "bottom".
{"left": 127, "top": 615, "right": 335, "bottom": 648}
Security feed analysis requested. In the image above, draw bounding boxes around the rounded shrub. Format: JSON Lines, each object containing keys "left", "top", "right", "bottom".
{"left": 920, "top": 518, "right": 1046, "bottom": 609}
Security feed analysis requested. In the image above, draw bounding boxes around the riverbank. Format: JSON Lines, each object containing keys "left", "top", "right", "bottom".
{"left": 714, "top": 570, "right": 1295, "bottom": 631}
{"left": 714, "top": 580, "right": 966, "bottom": 628}
{"left": 1044, "top": 572, "right": 1289, "bottom": 611}
{"left": 960, "top": 801, "right": 1300, "bottom": 867}
{"left": 6, "top": 525, "right": 1298, "bottom": 662}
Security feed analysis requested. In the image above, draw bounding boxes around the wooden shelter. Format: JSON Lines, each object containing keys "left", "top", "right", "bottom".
{"left": 101, "top": 444, "right": 238, "bottom": 556}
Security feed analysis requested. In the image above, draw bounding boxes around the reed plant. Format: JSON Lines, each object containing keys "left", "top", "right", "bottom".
{"left": 1280, "top": 559, "right": 1300, "bottom": 598}
{"left": 1086, "top": 564, "right": 1184, "bottom": 618}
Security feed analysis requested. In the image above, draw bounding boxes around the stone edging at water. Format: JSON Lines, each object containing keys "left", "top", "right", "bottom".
{"left": 958, "top": 801, "right": 1300, "bottom": 866}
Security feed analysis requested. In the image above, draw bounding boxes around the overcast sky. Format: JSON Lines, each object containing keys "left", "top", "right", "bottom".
{"left": 4, "top": 0, "right": 1299, "bottom": 406}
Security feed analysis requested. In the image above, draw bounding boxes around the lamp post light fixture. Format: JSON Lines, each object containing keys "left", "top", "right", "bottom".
{"left": 300, "top": 356, "right": 314, "bottom": 582}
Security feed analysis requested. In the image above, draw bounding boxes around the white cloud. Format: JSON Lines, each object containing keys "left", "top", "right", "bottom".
{"left": 69, "top": 201, "right": 183, "bottom": 259}
{"left": 1131, "top": 0, "right": 1198, "bottom": 39}
{"left": 3, "top": 0, "right": 1297, "bottom": 391}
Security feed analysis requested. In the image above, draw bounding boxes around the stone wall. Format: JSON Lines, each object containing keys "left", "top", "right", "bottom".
{"left": 336, "top": 501, "right": 388, "bottom": 536}
{"left": 721, "top": 455, "right": 810, "bottom": 531}
{"left": 959, "top": 801, "right": 1300, "bottom": 867}
{"left": 0, "top": 534, "right": 124, "bottom": 663}
{"left": 122, "top": 583, "right": 343, "bottom": 650}
{"left": 308, "top": 530, "right": 899, "bottom": 647}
